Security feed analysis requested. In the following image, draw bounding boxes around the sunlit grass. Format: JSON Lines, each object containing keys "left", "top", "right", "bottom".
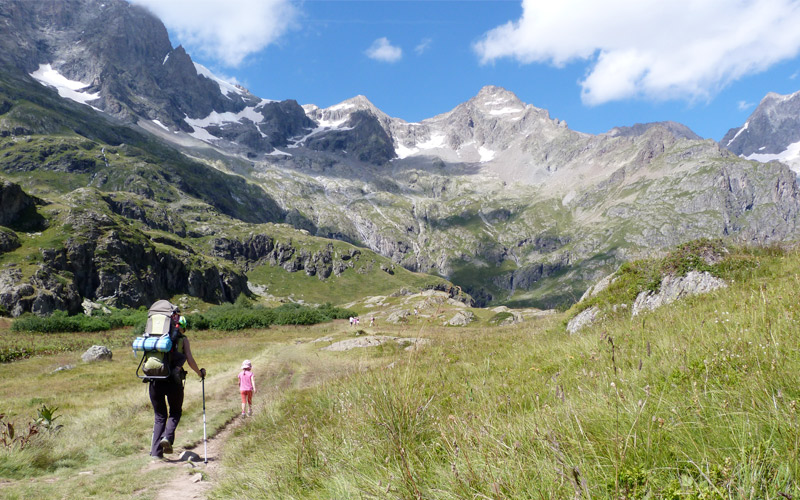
{"left": 213, "top": 246, "right": 800, "bottom": 499}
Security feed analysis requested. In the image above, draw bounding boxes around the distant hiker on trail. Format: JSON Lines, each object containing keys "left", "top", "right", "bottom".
{"left": 238, "top": 359, "right": 256, "bottom": 416}
{"left": 147, "top": 304, "right": 206, "bottom": 459}
{"left": 370, "top": 316, "right": 375, "bottom": 327}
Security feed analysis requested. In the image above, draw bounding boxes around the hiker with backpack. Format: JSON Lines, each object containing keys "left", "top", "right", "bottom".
{"left": 137, "top": 301, "right": 206, "bottom": 458}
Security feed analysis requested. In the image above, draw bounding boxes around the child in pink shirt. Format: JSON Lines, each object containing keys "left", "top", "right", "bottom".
{"left": 238, "top": 360, "right": 256, "bottom": 416}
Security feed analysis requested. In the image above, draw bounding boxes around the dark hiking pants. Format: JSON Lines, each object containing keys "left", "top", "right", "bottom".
{"left": 149, "top": 379, "right": 184, "bottom": 457}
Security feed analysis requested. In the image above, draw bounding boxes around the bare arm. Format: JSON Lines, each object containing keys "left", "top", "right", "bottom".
{"left": 182, "top": 337, "right": 206, "bottom": 378}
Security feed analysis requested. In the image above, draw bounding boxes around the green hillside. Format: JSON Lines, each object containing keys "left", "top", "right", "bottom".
{"left": 0, "top": 69, "right": 459, "bottom": 313}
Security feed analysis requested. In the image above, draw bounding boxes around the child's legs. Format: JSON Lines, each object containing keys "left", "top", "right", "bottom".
{"left": 241, "top": 390, "right": 252, "bottom": 412}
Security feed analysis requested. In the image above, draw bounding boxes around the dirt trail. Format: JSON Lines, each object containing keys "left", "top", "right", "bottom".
{"left": 144, "top": 349, "right": 303, "bottom": 499}
{"left": 145, "top": 413, "right": 243, "bottom": 500}
{"left": 140, "top": 339, "right": 369, "bottom": 499}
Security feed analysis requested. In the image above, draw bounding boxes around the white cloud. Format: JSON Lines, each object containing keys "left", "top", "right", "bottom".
{"left": 130, "top": 0, "right": 297, "bottom": 67}
{"left": 365, "top": 37, "right": 403, "bottom": 63}
{"left": 415, "top": 38, "right": 432, "bottom": 55}
{"left": 738, "top": 100, "right": 755, "bottom": 111}
{"left": 474, "top": 0, "right": 800, "bottom": 106}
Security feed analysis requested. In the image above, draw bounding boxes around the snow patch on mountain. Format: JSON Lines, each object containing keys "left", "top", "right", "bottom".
{"left": 488, "top": 107, "right": 523, "bottom": 117}
{"left": 193, "top": 62, "right": 245, "bottom": 99}
{"left": 727, "top": 121, "right": 749, "bottom": 147}
{"left": 746, "top": 140, "right": 800, "bottom": 172}
{"left": 30, "top": 64, "right": 100, "bottom": 107}
{"left": 185, "top": 103, "right": 275, "bottom": 140}
{"left": 395, "top": 133, "right": 448, "bottom": 159}
{"left": 479, "top": 146, "right": 496, "bottom": 162}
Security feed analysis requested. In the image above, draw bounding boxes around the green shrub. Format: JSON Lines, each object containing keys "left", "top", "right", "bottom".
{"left": 0, "top": 347, "right": 33, "bottom": 363}
{"left": 190, "top": 302, "right": 356, "bottom": 331}
{"left": 11, "top": 308, "right": 147, "bottom": 333}
{"left": 11, "top": 311, "right": 111, "bottom": 333}
{"left": 9, "top": 302, "right": 355, "bottom": 334}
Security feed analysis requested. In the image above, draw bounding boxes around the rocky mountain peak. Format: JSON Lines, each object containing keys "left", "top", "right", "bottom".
{"left": 721, "top": 89, "right": 800, "bottom": 173}
{"left": 2, "top": 0, "right": 258, "bottom": 132}
{"left": 470, "top": 85, "right": 526, "bottom": 113}
{"left": 304, "top": 94, "right": 389, "bottom": 127}
{"left": 606, "top": 121, "right": 702, "bottom": 141}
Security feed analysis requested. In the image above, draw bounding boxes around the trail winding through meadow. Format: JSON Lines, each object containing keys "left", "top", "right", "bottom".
{"left": 147, "top": 414, "right": 242, "bottom": 500}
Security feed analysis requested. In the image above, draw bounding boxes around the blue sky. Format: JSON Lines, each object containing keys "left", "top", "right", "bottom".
{"left": 132, "top": 0, "right": 800, "bottom": 141}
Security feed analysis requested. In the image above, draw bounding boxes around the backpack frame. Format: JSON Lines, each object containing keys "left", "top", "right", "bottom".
{"left": 133, "top": 300, "right": 180, "bottom": 380}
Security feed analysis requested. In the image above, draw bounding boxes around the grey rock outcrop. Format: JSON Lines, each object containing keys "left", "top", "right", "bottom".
{"left": 0, "top": 228, "right": 20, "bottom": 253}
{"left": 82, "top": 298, "right": 110, "bottom": 316}
{"left": 0, "top": 180, "right": 36, "bottom": 226}
{"left": 566, "top": 306, "right": 600, "bottom": 334}
{"left": 211, "top": 236, "right": 349, "bottom": 280}
{"left": 446, "top": 310, "right": 475, "bottom": 326}
{"left": 322, "top": 336, "right": 429, "bottom": 352}
{"left": 386, "top": 310, "right": 411, "bottom": 324}
{"left": 81, "top": 345, "right": 112, "bottom": 362}
{"left": 578, "top": 273, "right": 616, "bottom": 302}
{"left": 0, "top": 204, "right": 249, "bottom": 316}
{"left": 632, "top": 271, "right": 727, "bottom": 316}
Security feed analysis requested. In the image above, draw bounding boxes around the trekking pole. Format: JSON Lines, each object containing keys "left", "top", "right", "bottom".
{"left": 202, "top": 374, "right": 208, "bottom": 464}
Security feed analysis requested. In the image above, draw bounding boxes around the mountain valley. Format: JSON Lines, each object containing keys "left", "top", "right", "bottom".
{"left": 1, "top": 0, "right": 800, "bottom": 314}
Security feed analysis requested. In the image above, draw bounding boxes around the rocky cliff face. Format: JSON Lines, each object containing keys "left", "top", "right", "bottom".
{"left": 0, "top": 179, "right": 36, "bottom": 226}
{"left": 0, "top": 185, "right": 251, "bottom": 315}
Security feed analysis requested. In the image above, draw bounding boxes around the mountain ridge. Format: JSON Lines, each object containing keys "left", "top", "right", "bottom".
{"left": 2, "top": 0, "right": 800, "bottom": 311}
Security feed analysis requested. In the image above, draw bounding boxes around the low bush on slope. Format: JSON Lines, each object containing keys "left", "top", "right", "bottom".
{"left": 215, "top": 243, "right": 800, "bottom": 499}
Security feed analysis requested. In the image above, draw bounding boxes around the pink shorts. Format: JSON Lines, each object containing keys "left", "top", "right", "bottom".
{"left": 240, "top": 390, "right": 253, "bottom": 404}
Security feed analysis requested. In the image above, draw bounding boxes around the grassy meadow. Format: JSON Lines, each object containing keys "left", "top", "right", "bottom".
{"left": 1, "top": 243, "right": 800, "bottom": 498}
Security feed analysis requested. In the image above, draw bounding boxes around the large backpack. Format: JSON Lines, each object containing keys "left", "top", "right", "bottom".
{"left": 133, "top": 300, "right": 183, "bottom": 380}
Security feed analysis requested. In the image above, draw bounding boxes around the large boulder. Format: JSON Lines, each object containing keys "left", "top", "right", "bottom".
{"left": 566, "top": 306, "right": 601, "bottom": 334}
{"left": 446, "top": 310, "right": 475, "bottom": 326}
{"left": 0, "top": 228, "right": 20, "bottom": 253}
{"left": 0, "top": 180, "right": 36, "bottom": 226}
{"left": 81, "top": 345, "right": 112, "bottom": 362}
{"left": 386, "top": 310, "right": 411, "bottom": 324}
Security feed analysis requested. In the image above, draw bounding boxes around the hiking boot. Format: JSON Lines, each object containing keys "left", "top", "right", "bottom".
{"left": 159, "top": 438, "right": 173, "bottom": 454}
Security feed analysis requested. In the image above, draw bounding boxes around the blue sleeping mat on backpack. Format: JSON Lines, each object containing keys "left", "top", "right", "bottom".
{"left": 132, "top": 334, "right": 172, "bottom": 353}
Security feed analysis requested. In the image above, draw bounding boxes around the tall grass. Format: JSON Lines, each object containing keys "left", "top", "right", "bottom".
{"left": 214, "top": 246, "right": 800, "bottom": 499}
